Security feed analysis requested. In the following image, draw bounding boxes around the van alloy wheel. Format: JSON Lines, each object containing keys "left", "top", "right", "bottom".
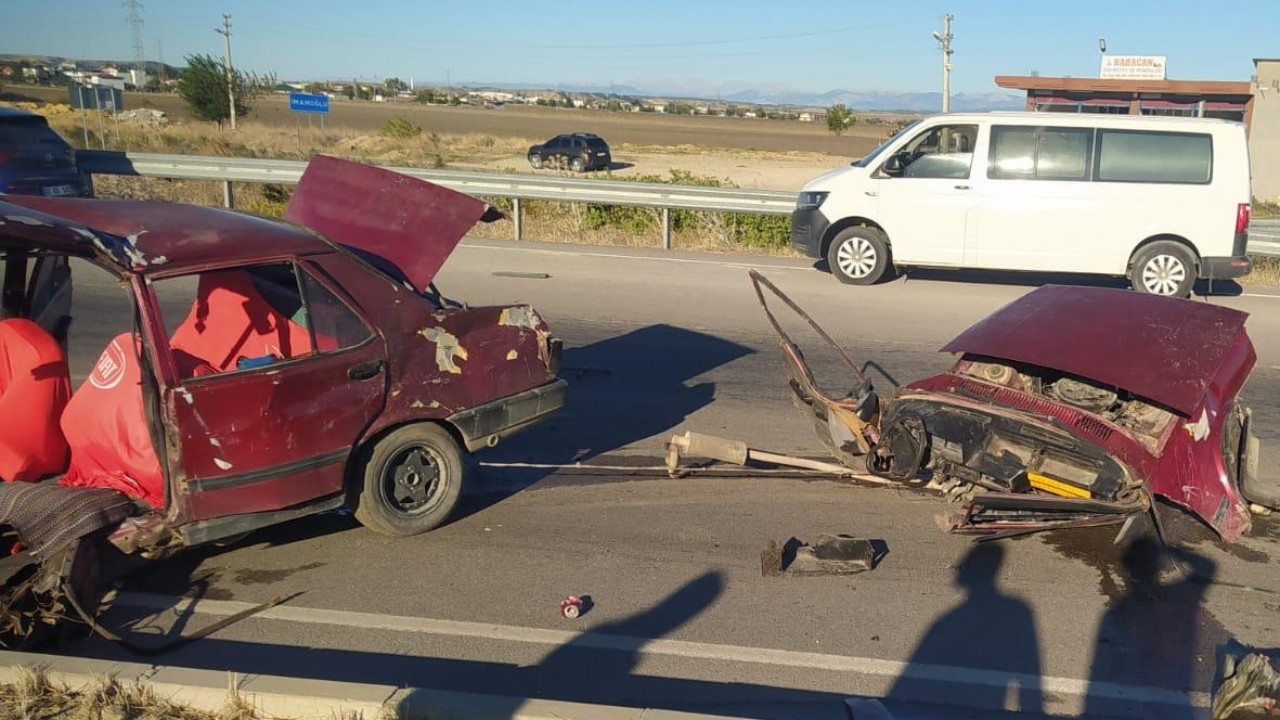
{"left": 836, "top": 236, "right": 878, "bottom": 279}
{"left": 1141, "top": 254, "right": 1188, "bottom": 296}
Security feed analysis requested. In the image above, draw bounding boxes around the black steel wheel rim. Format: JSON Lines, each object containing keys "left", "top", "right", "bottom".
{"left": 382, "top": 445, "right": 445, "bottom": 516}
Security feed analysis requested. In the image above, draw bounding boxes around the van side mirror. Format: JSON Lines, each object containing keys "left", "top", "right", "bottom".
{"left": 882, "top": 155, "right": 904, "bottom": 176}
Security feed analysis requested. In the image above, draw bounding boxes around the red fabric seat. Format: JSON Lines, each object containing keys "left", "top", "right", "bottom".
{"left": 0, "top": 319, "right": 70, "bottom": 482}
{"left": 60, "top": 333, "right": 164, "bottom": 506}
{"left": 169, "top": 270, "right": 312, "bottom": 378}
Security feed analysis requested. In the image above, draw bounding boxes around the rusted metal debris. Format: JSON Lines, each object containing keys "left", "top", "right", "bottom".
{"left": 761, "top": 535, "right": 886, "bottom": 577}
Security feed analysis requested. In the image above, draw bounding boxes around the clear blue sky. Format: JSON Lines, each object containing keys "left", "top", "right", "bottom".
{"left": 3, "top": 0, "right": 1276, "bottom": 96}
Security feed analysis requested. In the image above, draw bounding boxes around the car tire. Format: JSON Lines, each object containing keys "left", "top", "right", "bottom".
{"left": 569, "top": 156, "right": 586, "bottom": 172}
{"left": 529, "top": 154, "right": 543, "bottom": 169}
{"left": 1129, "top": 241, "right": 1196, "bottom": 297}
{"left": 353, "top": 423, "right": 464, "bottom": 537}
{"left": 827, "top": 227, "right": 893, "bottom": 285}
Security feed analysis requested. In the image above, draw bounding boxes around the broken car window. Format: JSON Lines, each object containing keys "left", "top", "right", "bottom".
{"left": 153, "top": 263, "right": 315, "bottom": 380}
{"left": 299, "top": 269, "right": 372, "bottom": 352}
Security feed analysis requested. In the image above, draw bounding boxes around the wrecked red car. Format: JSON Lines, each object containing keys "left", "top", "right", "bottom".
{"left": 0, "top": 155, "right": 564, "bottom": 642}
{"left": 751, "top": 271, "right": 1276, "bottom": 543}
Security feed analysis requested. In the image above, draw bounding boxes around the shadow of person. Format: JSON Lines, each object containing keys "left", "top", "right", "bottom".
{"left": 524, "top": 571, "right": 725, "bottom": 704}
{"left": 887, "top": 543, "right": 1043, "bottom": 714}
{"left": 1084, "top": 537, "right": 1219, "bottom": 719}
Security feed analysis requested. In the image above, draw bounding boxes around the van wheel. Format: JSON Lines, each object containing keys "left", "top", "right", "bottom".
{"left": 1129, "top": 242, "right": 1196, "bottom": 297}
{"left": 529, "top": 154, "right": 543, "bottom": 169}
{"left": 828, "top": 227, "right": 893, "bottom": 285}
{"left": 354, "top": 424, "right": 464, "bottom": 536}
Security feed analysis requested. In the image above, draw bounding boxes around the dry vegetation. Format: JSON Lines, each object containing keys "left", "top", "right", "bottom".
{"left": 0, "top": 667, "right": 259, "bottom": 720}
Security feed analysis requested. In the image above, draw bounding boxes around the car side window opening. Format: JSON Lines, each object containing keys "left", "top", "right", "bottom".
{"left": 988, "top": 126, "right": 1094, "bottom": 181}
{"left": 153, "top": 262, "right": 366, "bottom": 381}
{"left": 885, "top": 124, "right": 978, "bottom": 179}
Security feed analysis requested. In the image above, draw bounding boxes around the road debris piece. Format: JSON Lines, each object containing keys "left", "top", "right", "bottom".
{"left": 559, "top": 595, "right": 585, "bottom": 619}
{"left": 761, "top": 534, "right": 885, "bottom": 577}
{"left": 666, "top": 431, "right": 890, "bottom": 482}
{"left": 1214, "top": 652, "right": 1280, "bottom": 719}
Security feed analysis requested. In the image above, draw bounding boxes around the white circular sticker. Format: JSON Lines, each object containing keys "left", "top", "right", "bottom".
{"left": 89, "top": 337, "right": 128, "bottom": 390}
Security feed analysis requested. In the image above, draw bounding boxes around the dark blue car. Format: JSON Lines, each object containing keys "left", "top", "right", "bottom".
{"left": 0, "top": 107, "right": 92, "bottom": 198}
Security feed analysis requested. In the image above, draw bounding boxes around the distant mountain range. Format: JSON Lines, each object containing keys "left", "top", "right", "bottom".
{"left": 1, "top": 54, "right": 1022, "bottom": 111}
{"left": 420, "top": 80, "right": 1023, "bottom": 112}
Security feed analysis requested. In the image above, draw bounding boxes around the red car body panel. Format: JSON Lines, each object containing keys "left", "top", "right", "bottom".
{"left": 941, "top": 285, "right": 1250, "bottom": 417}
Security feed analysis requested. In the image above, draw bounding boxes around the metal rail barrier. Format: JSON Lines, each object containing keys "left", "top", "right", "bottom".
{"left": 75, "top": 151, "right": 1280, "bottom": 256}
{"left": 76, "top": 151, "right": 795, "bottom": 250}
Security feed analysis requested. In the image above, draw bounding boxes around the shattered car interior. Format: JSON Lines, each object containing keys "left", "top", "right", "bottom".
{"left": 0, "top": 155, "right": 565, "bottom": 646}
{"left": 748, "top": 270, "right": 1278, "bottom": 544}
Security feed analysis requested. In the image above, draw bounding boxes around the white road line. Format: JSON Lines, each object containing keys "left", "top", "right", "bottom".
{"left": 459, "top": 244, "right": 811, "bottom": 272}
{"left": 116, "top": 592, "right": 1208, "bottom": 710}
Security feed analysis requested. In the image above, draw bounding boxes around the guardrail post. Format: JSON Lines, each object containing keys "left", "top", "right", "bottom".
{"left": 661, "top": 207, "right": 671, "bottom": 250}
{"left": 512, "top": 198, "right": 522, "bottom": 241}
{"left": 222, "top": 180, "right": 235, "bottom": 209}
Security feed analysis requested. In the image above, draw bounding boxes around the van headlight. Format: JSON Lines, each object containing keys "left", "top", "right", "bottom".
{"left": 797, "top": 191, "right": 829, "bottom": 210}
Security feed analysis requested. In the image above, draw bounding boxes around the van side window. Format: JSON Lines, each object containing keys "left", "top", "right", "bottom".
{"left": 1096, "top": 130, "right": 1212, "bottom": 184}
{"left": 989, "top": 126, "right": 1093, "bottom": 181}
{"left": 886, "top": 124, "right": 978, "bottom": 179}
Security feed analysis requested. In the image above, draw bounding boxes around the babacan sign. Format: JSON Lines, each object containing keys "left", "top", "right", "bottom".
{"left": 1100, "top": 55, "right": 1167, "bottom": 80}
{"left": 289, "top": 92, "right": 330, "bottom": 114}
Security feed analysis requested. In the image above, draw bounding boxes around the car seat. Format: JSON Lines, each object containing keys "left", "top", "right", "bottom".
{"left": 60, "top": 333, "right": 164, "bottom": 506}
{"left": 0, "top": 318, "right": 71, "bottom": 482}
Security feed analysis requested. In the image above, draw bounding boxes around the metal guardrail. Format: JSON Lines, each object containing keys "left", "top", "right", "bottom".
{"left": 76, "top": 151, "right": 795, "bottom": 249}
{"left": 75, "top": 151, "right": 1280, "bottom": 257}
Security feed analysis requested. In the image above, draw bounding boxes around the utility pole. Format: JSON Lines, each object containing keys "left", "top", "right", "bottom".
{"left": 932, "top": 14, "right": 954, "bottom": 113}
{"left": 215, "top": 14, "right": 236, "bottom": 129}
{"left": 123, "top": 0, "right": 145, "bottom": 81}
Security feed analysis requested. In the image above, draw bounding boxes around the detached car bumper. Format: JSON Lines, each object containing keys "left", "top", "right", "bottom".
{"left": 447, "top": 378, "right": 567, "bottom": 452}
{"left": 790, "top": 208, "right": 829, "bottom": 258}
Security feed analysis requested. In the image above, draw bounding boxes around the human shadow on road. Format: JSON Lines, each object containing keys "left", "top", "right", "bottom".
{"left": 1083, "top": 537, "right": 1222, "bottom": 719}
{"left": 887, "top": 542, "right": 1044, "bottom": 714}
{"left": 73, "top": 571, "right": 861, "bottom": 720}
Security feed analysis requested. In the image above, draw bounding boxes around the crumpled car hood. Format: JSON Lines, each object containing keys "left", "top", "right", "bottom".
{"left": 285, "top": 155, "right": 497, "bottom": 293}
{"left": 941, "top": 285, "right": 1253, "bottom": 417}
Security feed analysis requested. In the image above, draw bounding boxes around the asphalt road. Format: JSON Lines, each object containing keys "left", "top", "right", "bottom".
{"left": 55, "top": 242, "right": 1280, "bottom": 719}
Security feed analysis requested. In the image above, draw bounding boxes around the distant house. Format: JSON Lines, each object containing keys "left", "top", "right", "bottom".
{"left": 572, "top": 99, "right": 586, "bottom": 108}
{"left": 798, "top": 112, "right": 814, "bottom": 122}
{"left": 743, "top": 111, "right": 758, "bottom": 118}
{"left": 694, "top": 105, "right": 709, "bottom": 115}
{"left": 99, "top": 66, "right": 120, "bottom": 77}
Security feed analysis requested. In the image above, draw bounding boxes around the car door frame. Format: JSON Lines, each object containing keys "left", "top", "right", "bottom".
{"left": 140, "top": 256, "right": 390, "bottom": 532}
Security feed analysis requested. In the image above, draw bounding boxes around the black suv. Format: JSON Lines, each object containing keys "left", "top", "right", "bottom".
{"left": 528, "top": 133, "right": 611, "bottom": 172}
{"left": 0, "top": 107, "right": 92, "bottom": 197}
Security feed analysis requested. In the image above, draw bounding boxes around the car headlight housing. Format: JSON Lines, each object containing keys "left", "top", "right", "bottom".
{"left": 797, "top": 191, "right": 829, "bottom": 210}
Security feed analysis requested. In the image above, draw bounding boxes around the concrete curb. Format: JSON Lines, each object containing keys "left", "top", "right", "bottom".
{"left": 0, "top": 649, "right": 774, "bottom": 720}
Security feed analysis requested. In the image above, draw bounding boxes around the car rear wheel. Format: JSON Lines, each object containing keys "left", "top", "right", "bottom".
{"left": 827, "top": 227, "right": 893, "bottom": 285}
{"left": 354, "top": 423, "right": 464, "bottom": 536}
{"left": 529, "top": 154, "right": 543, "bottom": 169}
{"left": 569, "top": 156, "right": 586, "bottom": 172}
{"left": 1129, "top": 241, "right": 1196, "bottom": 297}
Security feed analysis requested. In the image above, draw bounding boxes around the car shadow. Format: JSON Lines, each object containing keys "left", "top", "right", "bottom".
{"left": 811, "top": 259, "right": 1245, "bottom": 297}
{"left": 481, "top": 322, "right": 753, "bottom": 472}
{"left": 605, "top": 161, "right": 635, "bottom": 171}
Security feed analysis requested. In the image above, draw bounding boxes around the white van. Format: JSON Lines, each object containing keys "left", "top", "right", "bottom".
{"left": 791, "top": 112, "right": 1253, "bottom": 296}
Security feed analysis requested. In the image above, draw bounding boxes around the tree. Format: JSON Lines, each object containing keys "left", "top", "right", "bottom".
{"left": 178, "top": 54, "right": 265, "bottom": 126}
{"left": 384, "top": 77, "right": 408, "bottom": 93}
{"left": 827, "top": 103, "right": 855, "bottom": 136}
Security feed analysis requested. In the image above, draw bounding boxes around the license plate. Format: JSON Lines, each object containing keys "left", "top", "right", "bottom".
{"left": 41, "top": 185, "right": 75, "bottom": 197}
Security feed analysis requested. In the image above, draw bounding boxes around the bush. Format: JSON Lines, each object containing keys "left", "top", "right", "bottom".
{"left": 382, "top": 116, "right": 422, "bottom": 138}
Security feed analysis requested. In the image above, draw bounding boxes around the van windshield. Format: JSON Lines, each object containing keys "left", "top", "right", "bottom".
{"left": 852, "top": 120, "right": 921, "bottom": 168}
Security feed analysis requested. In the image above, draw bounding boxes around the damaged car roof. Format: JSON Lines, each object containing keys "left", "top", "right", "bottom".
{"left": 941, "top": 285, "right": 1250, "bottom": 417}
{"left": 2, "top": 155, "right": 495, "bottom": 289}
{"left": 1, "top": 196, "right": 328, "bottom": 271}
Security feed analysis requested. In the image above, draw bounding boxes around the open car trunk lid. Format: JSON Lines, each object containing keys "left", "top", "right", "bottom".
{"left": 284, "top": 155, "right": 499, "bottom": 293}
